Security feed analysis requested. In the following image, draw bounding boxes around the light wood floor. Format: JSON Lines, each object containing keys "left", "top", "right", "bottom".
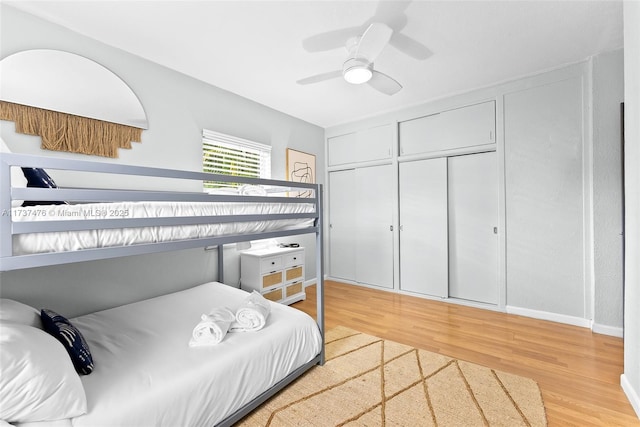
{"left": 293, "top": 280, "right": 639, "bottom": 426}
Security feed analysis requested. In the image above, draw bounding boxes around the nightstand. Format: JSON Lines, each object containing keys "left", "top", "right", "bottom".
{"left": 240, "top": 246, "right": 305, "bottom": 305}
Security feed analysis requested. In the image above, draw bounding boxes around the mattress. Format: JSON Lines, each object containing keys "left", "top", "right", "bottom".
{"left": 65, "top": 282, "right": 322, "bottom": 427}
{"left": 11, "top": 201, "right": 315, "bottom": 255}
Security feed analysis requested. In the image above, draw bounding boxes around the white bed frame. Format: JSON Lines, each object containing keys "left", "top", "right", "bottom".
{"left": 0, "top": 152, "right": 325, "bottom": 426}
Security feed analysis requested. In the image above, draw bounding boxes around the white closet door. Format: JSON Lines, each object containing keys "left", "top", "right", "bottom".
{"left": 327, "top": 133, "right": 357, "bottom": 166}
{"left": 399, "top": 101, "right": 495, "bottom": 156}
{"left": 328, "top": 124, "right": 393, "bottom": 166}
{"left": 356, "top": 124, "right": 393, "bottom": 163}
{"left": 448, "top": 152, "right": 499, "bottom": 304}
{"left": 355, "top": 164, "right": 394, "bottom": 289}
{"left": 399, "top": 158, "right": 448, "bottom": 297}
{"left": 328, "top": 169, "right": 356, "bottom": 281}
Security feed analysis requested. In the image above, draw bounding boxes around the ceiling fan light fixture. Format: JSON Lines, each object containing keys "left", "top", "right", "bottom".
{"left": 343, "top": 57, "right": 372, "bottom": 84}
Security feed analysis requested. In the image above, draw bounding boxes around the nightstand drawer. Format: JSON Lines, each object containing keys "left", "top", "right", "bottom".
{"left": 260, "top": 256, "right": 282, "bottom": 273}
{"left": 262, "top": 271, "right": 282, "bottom": 288}
{"left": 285, "top": 266, "right": 303, "bottom": 282}
{"left": 285, "top": 282, "right": 303, "bottom": 297}
{"left": 263, "top": 288, "right": 283, "bottom": 302}
{"left": 284, "top": 252, "right": 303, "bottom": 267}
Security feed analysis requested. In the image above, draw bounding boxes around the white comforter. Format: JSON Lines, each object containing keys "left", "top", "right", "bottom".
{"left": 11, "top": 201, "right": 314, "bottom": 255}
{"left": 54, "top": 282, "right": 321, "bottom": 427}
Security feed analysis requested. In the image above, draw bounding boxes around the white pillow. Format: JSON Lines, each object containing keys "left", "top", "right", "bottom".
{"left": 0, "top": 299, "right": 42, "bottom": 329}
{"left": 206, "top": 187, "right": 239, "bottom": 195}
{"left": 0, "top": 323, "right": 87, "bottom": 423}
{"left": 0, "top": 137, "right": 27, "bottom": 207}
{"left": 238, "top": 184, "right": 267, "bottom": 196}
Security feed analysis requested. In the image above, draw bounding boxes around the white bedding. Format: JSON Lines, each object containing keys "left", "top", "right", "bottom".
{"left": 11, "top": 201, "right": 314, "bottom": 255}
{"left": 61, "top": 282, "right": 321, "bottom": 427}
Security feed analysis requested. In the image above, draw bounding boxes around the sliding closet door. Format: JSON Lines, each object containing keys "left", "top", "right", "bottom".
{"left": 448, "top": 152, "right": 499, "bottom": 304}
{"left": 355, "top": 164, "right": 394, "bottom": 289}
{"left": 399, "top": 158, "right": 448, "bottom": 297}
{"left": 328, "top": 169, "right": 356, "bottom": 281}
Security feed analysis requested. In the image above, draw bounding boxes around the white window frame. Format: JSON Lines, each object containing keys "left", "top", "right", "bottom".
{"left": 202, "top": 129, "right": 271, "bottom": 191}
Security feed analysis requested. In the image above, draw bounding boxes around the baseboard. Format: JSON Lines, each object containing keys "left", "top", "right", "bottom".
{"left": 592, "top": 322, "right": 624, "bottom": 338}
{"left": 304, "top": 278, "right": 317, "bottom": 288}
{"left": 621, "top": 374, "right": 640, "bottom": 419}
{"left": 506, "top": 305, "right": 592, "bottom": 328}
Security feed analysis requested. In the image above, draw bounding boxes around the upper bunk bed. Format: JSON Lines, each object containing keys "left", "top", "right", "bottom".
{"left": 0, "top": 151, "right": 325, "bottom": 426}
{"left": 0, "top": 152, "right": 323, "bottom": 273}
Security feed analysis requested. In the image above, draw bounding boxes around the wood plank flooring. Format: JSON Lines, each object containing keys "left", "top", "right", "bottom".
{"left": 293, "top": 280, "right": 639, "bottom": 426}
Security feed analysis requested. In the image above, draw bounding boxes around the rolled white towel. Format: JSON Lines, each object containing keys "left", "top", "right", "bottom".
{"left": 229, "top": 291, "right": 271, "bottom": 332}
{"left": 188, "top": 307, "right": 235, "bottom": 347}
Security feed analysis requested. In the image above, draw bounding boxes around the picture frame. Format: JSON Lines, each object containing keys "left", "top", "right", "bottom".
{"left": 286, "top": 148, "right": 315, "bottom": 198}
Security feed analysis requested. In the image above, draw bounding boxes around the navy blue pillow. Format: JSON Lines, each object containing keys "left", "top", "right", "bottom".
{"left": 22, "top": 167, "right": 58, "bottom": 188}
{"left": 40, "top": 309, "right": 94, "bottom": 375}
{"left": 21, "top": 167, "right": 67, "bottom": 207}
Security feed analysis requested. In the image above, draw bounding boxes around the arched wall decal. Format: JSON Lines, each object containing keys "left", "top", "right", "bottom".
{"left": 0, "top": 49, "right": 148, "bottom": 157}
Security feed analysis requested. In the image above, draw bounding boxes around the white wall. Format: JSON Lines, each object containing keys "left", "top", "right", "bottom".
{"left": 622, "top": 1, "right": 640, "bottom": 418}
{"left": 0, "top": 5, "right": 324, "bottom": 316}
{"left": 502, "top": 66, "right": 589, "bottom": 325}
{"left": 592, "top": 49, "right": 625, "bottom": 334}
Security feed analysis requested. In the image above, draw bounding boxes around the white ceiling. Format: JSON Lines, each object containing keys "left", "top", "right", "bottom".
{"left": 7, "top": 0, "right": 624, "bottom": 128}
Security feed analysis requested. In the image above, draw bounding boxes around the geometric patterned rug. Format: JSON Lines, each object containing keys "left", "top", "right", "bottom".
{"left": 238, "top": 326, "right": 547, "bottom": 426}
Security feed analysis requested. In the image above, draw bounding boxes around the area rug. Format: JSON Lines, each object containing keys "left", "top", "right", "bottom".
{"left": 238, "top": 326, "right": 547, "bottom": 426}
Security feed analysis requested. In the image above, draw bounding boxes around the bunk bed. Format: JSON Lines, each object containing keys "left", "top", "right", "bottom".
{"left": 0, "top": 152, "right": 325, "bottom": 427}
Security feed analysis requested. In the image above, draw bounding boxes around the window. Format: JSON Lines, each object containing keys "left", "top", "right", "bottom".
{"left": 202, "top": 129, "right": 271, "bottom": 190}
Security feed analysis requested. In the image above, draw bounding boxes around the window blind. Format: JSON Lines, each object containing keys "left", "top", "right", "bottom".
{"left": 202, "top": 130, "right": 271, "bottom": 190}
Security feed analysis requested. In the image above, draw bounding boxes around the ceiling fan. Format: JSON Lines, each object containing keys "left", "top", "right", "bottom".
{"left": 296, "top": 1, "right": 431, "bottom": 96}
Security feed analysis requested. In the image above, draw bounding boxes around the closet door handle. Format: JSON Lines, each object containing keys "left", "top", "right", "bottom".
{"left": 390, "top": 225, "right": 394, "bottom": 232}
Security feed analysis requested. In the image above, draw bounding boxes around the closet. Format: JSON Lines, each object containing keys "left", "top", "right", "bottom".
{"left": 325, "top": 59, "right": 619, "bottom": 328}
{"left": 327, "top": 122, "right": 395, "bottom": 289}
{"left": 328, "top": 165, "right": 394, "bottom": 289}
{"left": 398, "top": 100, "right": 498, "bottom": 304}
{"left": 398, "top": 152, "right": 498, "bottom": 304}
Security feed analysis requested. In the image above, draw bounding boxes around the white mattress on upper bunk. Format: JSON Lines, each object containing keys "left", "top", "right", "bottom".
{"left": 11, "top": 200, "right": 314, "bottom": 255}
{"left": 63, "top": 282, "right": 321, "bottom": 427}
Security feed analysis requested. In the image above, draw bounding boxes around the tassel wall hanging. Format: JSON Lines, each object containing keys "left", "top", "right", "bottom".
{"left": 0, "top": 101, "right": 142, "bottom": 158}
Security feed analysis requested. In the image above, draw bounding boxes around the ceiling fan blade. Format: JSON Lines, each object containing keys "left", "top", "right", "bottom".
{"left": 370, "top": 0, "right": 410, "bottom": 32}
{"left": 389, "top": 32, "right": 433, "bottom": 60}
{"left": 373, "top": 0, "right": 412, "bottom": 21}
{"left": 302, "top": 26, "right": 362, "bottom": 52}
{"left": 355, "top": 23, "right": 393, "bottom": 62}
{"left": 296, "top": 70, "right": 342, "bottom": 85}
{"left": 368, "top": 70, "right": 402, "bottom": 95}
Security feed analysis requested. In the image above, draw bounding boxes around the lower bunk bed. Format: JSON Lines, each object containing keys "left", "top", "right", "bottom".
{"left": 2, "top": 282, "right": 323, "bottom": 427}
